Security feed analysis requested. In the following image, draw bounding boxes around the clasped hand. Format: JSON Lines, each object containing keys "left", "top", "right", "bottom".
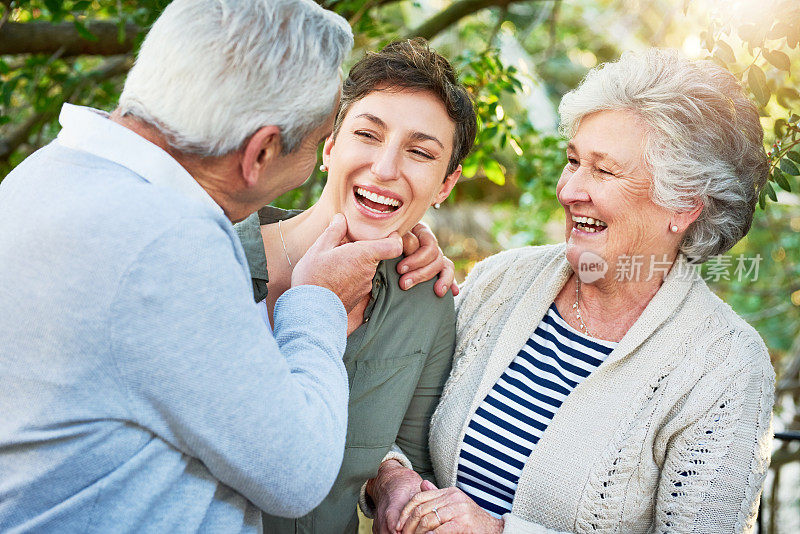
{"left": 373, "top": 470, "right": 504, "bottom": 534}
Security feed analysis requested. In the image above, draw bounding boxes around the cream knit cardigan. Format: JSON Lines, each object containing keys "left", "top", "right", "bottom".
{"left": 430, "top": 244, "right": 775, "bottom": 533}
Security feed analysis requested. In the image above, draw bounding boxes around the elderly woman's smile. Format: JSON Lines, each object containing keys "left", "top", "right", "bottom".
{"left": 557, "top": 109, "right": 680, "bottom": 280}
{"left": 570, "top": 214, "right": 608, "bottom": 233}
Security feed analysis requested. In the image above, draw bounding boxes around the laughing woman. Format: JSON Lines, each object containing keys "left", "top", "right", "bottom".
{"left": 234, "top": 39, "right": 476, "bottom": 533}
{"left": 383, "top": 49, "right": 775, "bottom": 534}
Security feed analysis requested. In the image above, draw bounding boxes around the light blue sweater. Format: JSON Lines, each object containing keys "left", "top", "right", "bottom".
{"left": 0, "top": 105, "right": 349, "bottom": 533}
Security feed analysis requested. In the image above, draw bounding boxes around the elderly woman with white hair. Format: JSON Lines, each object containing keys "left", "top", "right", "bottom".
{"left": 368, "top": 49, "right": 775, "bottom": 534}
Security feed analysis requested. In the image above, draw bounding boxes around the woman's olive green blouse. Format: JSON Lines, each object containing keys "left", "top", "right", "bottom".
{"left": 234, "top": 207, "right": 455, "bottom": 534}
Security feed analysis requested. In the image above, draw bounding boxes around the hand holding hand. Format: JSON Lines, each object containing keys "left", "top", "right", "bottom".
{"left": 292, "top": 214, "right": 403, "bottom": 312}
{"left": 396, "top": 222, "right": 458, "bottom": 297}
{"left": 366, "top": 461, "right": 423, "bottom": 534}
{"left": 396, "top": 481, "right": 504, "bottom": 534}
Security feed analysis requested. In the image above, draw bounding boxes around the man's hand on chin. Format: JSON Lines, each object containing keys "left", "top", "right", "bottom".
{"left": 292, "top": 213, "right": 403, "bottom": 313}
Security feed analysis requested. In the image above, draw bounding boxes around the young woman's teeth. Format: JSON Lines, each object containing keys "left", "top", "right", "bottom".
{"left": 571, "top": 215, "right": 608, "bottom": 233}
{"left": 355, "top": 187, "right": 401, "bottom": 213}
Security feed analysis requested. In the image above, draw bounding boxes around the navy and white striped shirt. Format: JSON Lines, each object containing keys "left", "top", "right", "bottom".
{"left": 456, "top": 303, "right": 617, "bottom": 517}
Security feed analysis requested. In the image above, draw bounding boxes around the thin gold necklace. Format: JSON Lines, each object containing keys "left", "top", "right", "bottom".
{"left": 278, "top": 219, "right": 292, "bottom": 269}
{"left": 573, "top": 278, "right": 593, "bottom": 337}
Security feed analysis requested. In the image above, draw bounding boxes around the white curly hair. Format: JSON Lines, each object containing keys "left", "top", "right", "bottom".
{"left": 559, "top": 48, "right": 768, "bottom": 262}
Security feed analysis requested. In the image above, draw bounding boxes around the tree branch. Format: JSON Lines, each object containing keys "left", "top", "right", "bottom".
{"left": 777, "top": 335, "right": 800, "bottom": 397}
{"left": 349, "top": 0, "right": 378, "bottom": 27}
{"left": 0, "top": 55, "right": 132, "bottom": 161}
{"left": 404, "top": 0, "right": 541, "bottom": 41}
{"left": 0, "top": 21, "right": 140, "bottom": 57}
{"left": 318, "top": 0, "right": 402, "bottom": 20}
{"left": 484, "top": 5, "right": 509, "bottom": 51}
{"left": 546, "top": 0, "right": 561, "bottom": 59}
{"left": 0, "top": 111, "right": 47, "bottom": 160}
{"left": 770, "top": 444, "right": 800, "bottom": 470}
{"left": 0, "top": 2, "right": 12, "bottom": 33}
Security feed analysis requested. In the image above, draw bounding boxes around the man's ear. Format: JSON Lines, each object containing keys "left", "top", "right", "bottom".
{"left": 241, "top": 125, "right": 282, "bottom": 188}
{"left": 434, "top": 164, "right": 462, "bottom": 205}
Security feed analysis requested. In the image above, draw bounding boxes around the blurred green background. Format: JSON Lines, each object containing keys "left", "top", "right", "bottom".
{"left": 1, "top": 0, "right": 798, "bottom": 531}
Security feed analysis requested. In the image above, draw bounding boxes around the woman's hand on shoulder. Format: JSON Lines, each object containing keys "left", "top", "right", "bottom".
{"left": 397, "top": 222, "right": 458, "bottom": 297}
{"left": 396, "top": 481, "right": 504, "bottom": 534}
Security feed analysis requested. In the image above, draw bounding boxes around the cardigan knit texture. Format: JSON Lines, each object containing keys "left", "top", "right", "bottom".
{"left": 430, "top": 243, "right": 775, "bottom": 533}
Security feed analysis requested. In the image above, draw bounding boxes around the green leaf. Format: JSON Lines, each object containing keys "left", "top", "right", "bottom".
{"left": 483, "top": 159, "right": 505, "bottom": 186}
{"left": 747, "top": 65, "right": 770, "bottom": 107}
{"left": 74, "top": 20, "right": 99, "bottom": 42}
{"left": 44, "top": 0, "right": 64, "bottom": 16}
{"left": 700, "top": 30, "right": 714, "bottom": 53}
{"left": 758, "top": 187, "right": 767, "bottom": 209}
{"left": 737, "top": 23, "right": 762, "bottom": 46}
{"left": 789, "top": 22, "right": 800, "bottom": 49}
{"left": 774, "top": 118, "right": 788, "bottom": 137}
{"left": 117, "top": 20, "right": 127, "bottom": 43}
{"left": 461, "top": 156, "right": 478, "bottom": 179}
{"left": 763, "top": 49, "right": 791, "bottom": 72}
{"left": 780, "top": 157, "right": 800, "bottom": 175}
{"left": 709, "top": 55, "right": 729, "bottom": 70}
{"left": 767, "top": 22, "right": 793, "bottom": 40}
{"left": 773, "top": 168, "right": 792, "bottom": 191}
{"left": 765, "top": 181, "right": 777, "bottom": 201}
{"left": 1, "top": 78, "right": 19, "bottom": 107}
{"left": 776, "top": 87, "right": 800, "bottom": 109}
{"left": 787, "top": 150, "right": 800, "bottom": 164}
{"left": 713, "top": 40, "right": 736, "bottom": 64}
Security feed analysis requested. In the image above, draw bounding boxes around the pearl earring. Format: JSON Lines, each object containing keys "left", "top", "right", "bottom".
{"left": 433, "top": 203, "right": 441, "bottom": 209}
{"left": 670, "top": 224, "right": 679, "bottom": 233}
{"left": 319, "top": 164, "right": 328, "bottom": 172}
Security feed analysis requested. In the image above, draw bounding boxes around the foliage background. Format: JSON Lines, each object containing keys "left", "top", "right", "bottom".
{"left": 1, "top": 0, "right": 799, "bottom": 531}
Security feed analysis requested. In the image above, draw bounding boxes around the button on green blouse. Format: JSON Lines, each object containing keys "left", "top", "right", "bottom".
{"left": 234, "top": 207, "right": 455, "bottom": 534}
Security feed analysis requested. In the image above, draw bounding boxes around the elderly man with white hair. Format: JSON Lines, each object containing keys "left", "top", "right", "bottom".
{"left": 0, "top": 0, "right": 449, "bottom": 532}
